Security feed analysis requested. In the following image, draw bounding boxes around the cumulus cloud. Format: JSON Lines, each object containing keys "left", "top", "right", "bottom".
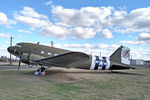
{"left": 0, "top": 33, "right": 11, "bottom": 38}
{"left": 64, "top": 43, "right": 120, "bottom": 57}
{"left": 39, "top": 6, "right": 115, "bottom": 39}
{"left": 12, "top": 6, "right": 150, "bottom": 40}
{"left": 40, "top": 25, "right": 68, "bottom": 39}
{"left": 69, "top": 27, "right": 96, "bottom": 39}
{"left": 120, "top": 32, "right": 150, "bottom": 45}
{"left": 0, "top": 48, "right": 10, "bottom": 57}
{"left": 113, "top": 7, "right": 150, "bottom": 33}
{"left": 101, "top": 28, "right": 113, "bottom": 39}
{"left": 52, "top": 6, "right": 113, "bottom": 27}
{"left": 64, "top": 43, "right": 119, "bottom": 50}
{"left": 0, "top": 12, "right": 8, "bottom": 24}
{"left": 64, "top": 43, "right": 150, "bottom": 60}
{"left": 13, "top": 6, "right": 51, "bottom": 28}
{"left": 0, "top": 12, "right": 16, "bottom": 27}
{"left": 131, "top": 48, "right": 150, "bottom": 60}
{"left": 18, "top": 29, "right": 32, "bottom": 34}
{"left": 45, "top": 1, "right": 53, "bottom": 6}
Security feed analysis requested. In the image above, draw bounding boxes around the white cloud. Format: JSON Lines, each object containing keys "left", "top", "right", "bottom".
{"left": 64, "top": 43, "right": 93, "bottom": 49}
{"left": 0, "top": 12, "right": 8, "bottom": 24}
{"left": 40, "top": 25, "right": 68, "bottom": 39}
{"left": 0, "top": 33, "right": 11, "bottom": 38}
{"left": 101, "top": 28, "right": 113, "bottom": 39}
{"left": 13, "top": 6, "right": 51, "bottom": 28}
{"left": 137, "top": 32, "right": 150, "bottom": 41}
{"left": 64, "top": 43, "right": 119, "bottom": 50}
{"left": 130, "top": 48, "right": 150, "bottom": 60}
{"left": 0, "top": 12, "right": 16, "bottom": 27}
{"left": 18, "top": 29, "right": 32, "bottom": 34}
{"left": 45, "top": 1, "right": 53, "bottom": 6}
{"left": 69, "top": 27, "right": 96, "bottom": 39}
{"left": 52, "top": 6, "right": 113, "bottom": 27}
{"left": 42, "top": 6, "right": 114, "bottom": 39}
{"left": 0, "top": 48, "right": 10, "bottom": 58}
{"left": 120, "top": 32, "right": 150, "bottom": 45}
{"left": 12, "top": 6, "right": 150, "bottom": 40}
{"left": 113, "top": 7, "right": 150, "bottom": 33}
{"left": 64, "top": 43, "right": 120, "bottom": 57}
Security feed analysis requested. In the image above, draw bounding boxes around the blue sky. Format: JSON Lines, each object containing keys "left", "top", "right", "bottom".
{"left": 1, "top": 0, "right": 150, "bottom": 60}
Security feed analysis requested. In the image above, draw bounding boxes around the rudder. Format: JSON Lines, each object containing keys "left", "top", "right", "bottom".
{"left": 110, "top": 46, "right": 130, "bottom": 65}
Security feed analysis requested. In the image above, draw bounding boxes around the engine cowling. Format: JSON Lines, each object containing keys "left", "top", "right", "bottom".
{"left": 20, "top": 53, "right": 44, "bottom": 64}
{"left": 20, "top": 53, "right": 30, "bottom": 64}
{"left": 90, "top": 55, "right": 110, "bottom": 70}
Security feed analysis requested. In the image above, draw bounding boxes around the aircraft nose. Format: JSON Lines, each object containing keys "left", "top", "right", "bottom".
{"left": 7, "top": 46, "right": 15, "bottom": 53}
{"left": 7, "top": 47, "right": 11, "bottom": 53}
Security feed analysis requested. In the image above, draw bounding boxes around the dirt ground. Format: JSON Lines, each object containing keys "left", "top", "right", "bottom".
{"left": 0, "top": 66, "right": 150, "bottom": 100}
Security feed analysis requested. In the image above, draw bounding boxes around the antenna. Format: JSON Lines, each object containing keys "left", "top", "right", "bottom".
{"left": 50, "top": 41, "right": 54, "bottom": 47}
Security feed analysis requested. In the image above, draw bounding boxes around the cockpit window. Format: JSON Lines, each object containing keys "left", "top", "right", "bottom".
{"left": 15, "top": 44, "right": 22, "bottom": 48}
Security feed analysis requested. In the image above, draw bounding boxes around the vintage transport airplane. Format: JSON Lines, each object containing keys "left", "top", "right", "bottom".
{"left": 7, "top": 42, "right": 134, "bottom": 75}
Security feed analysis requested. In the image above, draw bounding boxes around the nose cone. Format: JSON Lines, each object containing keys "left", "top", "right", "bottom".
{"left": 7, "top": 46, "right": 22, "bottom": 56}
{"left": 7, "top": 47, "right": 11, "bottom": 53}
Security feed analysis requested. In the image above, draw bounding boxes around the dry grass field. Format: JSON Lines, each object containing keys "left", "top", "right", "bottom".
{"left": 0, "top": 66, "right": 150, "bottom": 100}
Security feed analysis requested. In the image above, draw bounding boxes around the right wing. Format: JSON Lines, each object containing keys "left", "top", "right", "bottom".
{"left": 33, "top": 52, "right": 90, "bottom": 68}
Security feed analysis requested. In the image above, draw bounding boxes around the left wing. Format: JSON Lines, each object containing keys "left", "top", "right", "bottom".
{"left": 33, "top": 52, "right": 90, "bottom": 68}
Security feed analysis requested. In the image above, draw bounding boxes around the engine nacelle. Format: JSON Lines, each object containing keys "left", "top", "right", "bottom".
{"left": 20, "top": 53, "right": 44, "bottom": 64}
{"left": 90, "top": 55, "right": 110, "bottom": 70}
{"left": 20, "top": 53, "right": 30, "bottom": 64}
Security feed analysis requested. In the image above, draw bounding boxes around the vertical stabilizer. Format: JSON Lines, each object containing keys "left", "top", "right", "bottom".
{"left": 110, "top": 46, "right": 130, "bottom": 65}
{"left": 121, "top": 46, "right": 130, "bottom": 65}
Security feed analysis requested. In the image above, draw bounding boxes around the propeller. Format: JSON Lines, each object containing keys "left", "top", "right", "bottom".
{"left": 17, "top": 52, "right": 31, "bottom": 70}
{"left": 18, "top": 51, "right": 22, "bottom": 71}
{"left": 18, "top": 60, "right": 21, "bottom": 70}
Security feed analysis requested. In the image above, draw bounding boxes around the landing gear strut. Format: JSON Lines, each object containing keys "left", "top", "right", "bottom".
{"left": 34, "top": 66, "right": 46, "bottom": 75}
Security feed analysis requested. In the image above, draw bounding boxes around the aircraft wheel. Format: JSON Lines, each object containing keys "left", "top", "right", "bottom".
{"left": 41, "top": 71, "right": 46, "bottom": 75}
{"left": 34, "top": 71, "right": 40, "bottom": 75}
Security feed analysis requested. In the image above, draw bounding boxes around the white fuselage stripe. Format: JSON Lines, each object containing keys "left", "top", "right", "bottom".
{"left": 105, "top": 57, "right": 110, "bottom": 70}
{"left": 90, "top": 55, "right": 96, "bottom": 70}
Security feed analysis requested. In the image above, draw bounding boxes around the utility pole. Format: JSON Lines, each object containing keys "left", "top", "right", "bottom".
{"left": 50, "top": 41, "right": 54, "bottom": 47}
{"left": 10, "top": 36, "right": 13, "bottom": 65}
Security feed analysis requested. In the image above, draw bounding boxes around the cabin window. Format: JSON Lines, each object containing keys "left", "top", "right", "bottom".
{"left": 15, "top": 45, "right": 22, "bottom": 48}
{"left": 41, "top": 51, "right": 44, "bottom": 54}
{"left": 54, "top": 54, "right": 58, "bottom": 56}
{"left": 48, "top": 52, "right": 51, "bottom": 55}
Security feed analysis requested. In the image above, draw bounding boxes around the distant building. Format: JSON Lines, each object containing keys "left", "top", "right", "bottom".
{"left": 130, "top": 59, "right": 145, "bottom": 66}
{"left": 144, "top": 61, "right": 150, "bottom": 67}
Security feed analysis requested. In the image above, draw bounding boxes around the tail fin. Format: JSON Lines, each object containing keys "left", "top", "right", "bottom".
{"left": 110, "top": 46, "right": 130, "bottom": 65}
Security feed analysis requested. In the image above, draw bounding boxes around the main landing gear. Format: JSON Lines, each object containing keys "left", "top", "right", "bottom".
{"left": 34, "top": 67, "right": 46, "bottom": 76}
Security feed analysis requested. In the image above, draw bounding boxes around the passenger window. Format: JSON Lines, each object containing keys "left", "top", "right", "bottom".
{"left": 41, "top": 51, "right": 44, "bottom": 54}
{"left": 54, "top": 54, "right": 58, "bottom": 56}
{"left": 48, "top": 52, "right": 51, "bottom": 55}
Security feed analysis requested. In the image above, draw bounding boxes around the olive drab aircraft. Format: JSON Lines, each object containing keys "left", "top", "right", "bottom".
{"left": 7, "top": 42, "right": 134, "bottom": 75}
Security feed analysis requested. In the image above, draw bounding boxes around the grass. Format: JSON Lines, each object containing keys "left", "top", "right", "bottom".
{"left": 0, "top": 67, "right": 150, "bottom": 100}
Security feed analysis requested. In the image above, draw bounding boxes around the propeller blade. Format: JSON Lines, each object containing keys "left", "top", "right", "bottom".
{"left": 18, "top": 59, "right": 21, "bottom": 70}
{"left": 27, "top": 53, "right": 30, "bottom": 63}
{"left": 18, "top": 51, "right": 22, "bottom": 71}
